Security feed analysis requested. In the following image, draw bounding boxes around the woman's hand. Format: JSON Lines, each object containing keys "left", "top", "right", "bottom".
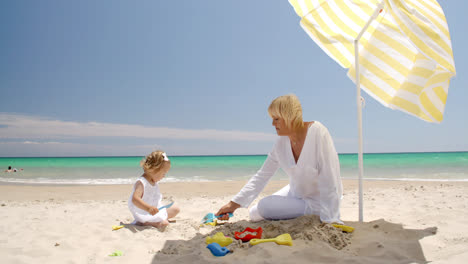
{"left": 215, "top": 201, "right": 241, "bottom": 220}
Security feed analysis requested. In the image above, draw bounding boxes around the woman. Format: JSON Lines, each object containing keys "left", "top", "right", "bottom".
{"left": 216, "top": 94, "right": 343, "bottom": 224}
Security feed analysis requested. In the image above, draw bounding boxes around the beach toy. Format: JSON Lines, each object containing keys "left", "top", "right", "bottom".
{"left": 202, "top": 219, "right": 217, "bottom": 226}
{"left": 234, "top": 227, "right": 263, "bottom": 242}
{"left": 206, "top": 243, "right": 230, "bottom": 257}
{"left": 249, "top": 233, "right": 293, "bottom": 246}
{"left": 109, "top": 250, "right": 123, "bottom": 256}
{"left": 200, "top": 219, "right": 221, "bottom": 227}
{"left": 332, "top": 224, "right": 355, "bottom": 233}
{"left": 200, "top": 212, "right": 233, "bottom": 224}
{"left": 158, "top": 201, "right": 174, "bottom": 210}
{"left": 205, "top": 232, "right": 233, "bottom": 247}
{"left": 112, "top": 225, "right": 124, "bottom": 231}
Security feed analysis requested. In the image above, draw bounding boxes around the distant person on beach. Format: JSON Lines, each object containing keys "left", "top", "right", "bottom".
{"left": 128, "top": 150, "right": 180, "bottom": 229}
{"left": 216, "top": 94, "right": 343, "bottom": 224}
{"left": 4, "top": 166, "right": 20, "bottom": 172}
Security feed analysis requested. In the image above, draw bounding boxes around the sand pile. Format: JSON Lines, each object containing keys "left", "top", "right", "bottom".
{"left": 213, "top": 215, "right": 351, "bottom": 250}
{"left": 158, "top": 215, "right": 351, "bottom": 261}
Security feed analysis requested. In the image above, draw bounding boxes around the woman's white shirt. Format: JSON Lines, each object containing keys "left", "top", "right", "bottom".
{"left": 232, "top": 121, "right": 343, "bottom": 224}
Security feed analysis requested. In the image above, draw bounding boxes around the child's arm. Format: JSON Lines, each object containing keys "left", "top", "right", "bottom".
{"left": 132, "top": 181, "right": 159, "bottom": 215}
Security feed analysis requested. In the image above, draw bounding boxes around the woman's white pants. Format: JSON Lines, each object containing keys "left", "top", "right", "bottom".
{"left": 248, "top": 184, "right": 312, "bottom": 222}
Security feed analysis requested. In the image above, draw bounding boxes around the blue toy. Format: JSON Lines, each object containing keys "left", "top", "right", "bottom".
{"left": 158, "top": 201, "right": 174, "bottom": 210}
{"left": 206, "top": 242, "right": 229, "bottom": 257}
{"left": 200, "top": 213, "right": 233, "bottom": 224}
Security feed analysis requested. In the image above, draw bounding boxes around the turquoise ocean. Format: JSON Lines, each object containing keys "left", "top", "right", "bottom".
{"left": 1, "top": 152, "right": 467, "bottom": 185}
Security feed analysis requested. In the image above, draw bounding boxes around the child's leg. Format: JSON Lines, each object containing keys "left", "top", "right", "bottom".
{"left": 167, "top": 203, "right": 180, "bottom": 219}
{"left": 132, "top": 208, "right": 169, "bottom": 226}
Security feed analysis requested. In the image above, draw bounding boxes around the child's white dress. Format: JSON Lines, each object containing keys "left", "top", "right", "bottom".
{"left": 128, "top": 176, "right": 168, "bottom": 223}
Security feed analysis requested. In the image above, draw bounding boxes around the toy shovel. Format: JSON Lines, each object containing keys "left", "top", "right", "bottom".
{"left": 249, "top": 233, "right": 293, "bottom": 246}
{"left": 332, "top": 224, "right": 355, "bottom": 233}
{"left": 158, "top": 201, "right": 174, "bottom": 210}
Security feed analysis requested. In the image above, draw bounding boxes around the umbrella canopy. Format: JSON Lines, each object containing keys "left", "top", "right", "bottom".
{"left": 288, "top": 0, "right": 456, "bottom": 222}
{"left": 289, "top": 0, "right": 456, "bottom": 122}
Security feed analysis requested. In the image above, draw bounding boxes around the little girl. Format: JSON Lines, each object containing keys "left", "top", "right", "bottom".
{"left": 128, "top": 150, "right": 180, "bottom": 229}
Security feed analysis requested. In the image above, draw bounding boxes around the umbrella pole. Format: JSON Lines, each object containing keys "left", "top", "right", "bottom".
{"left": 355, "top": 0, "right": 385, "bottom": 222}
{"left": 354, "top": 39, "right": 364, "bottom": 223}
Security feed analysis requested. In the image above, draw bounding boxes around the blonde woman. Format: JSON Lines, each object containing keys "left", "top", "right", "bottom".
{"left": 216, "top": 94, "right": 343, "bottom": 224}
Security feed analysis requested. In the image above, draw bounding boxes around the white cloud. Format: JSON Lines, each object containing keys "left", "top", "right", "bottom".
{"left": 22, "top": 141, "right": 61, "bottom": 145}
{"left": 0, "top": 141, "right": 160, "bottom": 157}
{"left": 0, "top": 113, "right": 276, "bottom": 141}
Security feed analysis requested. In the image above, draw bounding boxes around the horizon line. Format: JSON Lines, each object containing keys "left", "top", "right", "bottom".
{"left": 1, "top": 150, "right": 467, "bottom": 158}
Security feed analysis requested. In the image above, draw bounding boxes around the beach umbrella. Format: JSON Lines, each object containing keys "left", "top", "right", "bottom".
{"left": 288, "top": 0, "right": 456, "bottom": 221}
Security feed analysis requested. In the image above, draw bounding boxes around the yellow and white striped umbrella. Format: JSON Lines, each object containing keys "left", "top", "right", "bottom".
{"left": 289, "top": 0, "right": 456, "bottom": 123}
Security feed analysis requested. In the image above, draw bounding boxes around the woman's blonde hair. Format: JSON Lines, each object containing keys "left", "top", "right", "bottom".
{"left": 140, "top": 150, "right": 170, "bottom": 172}
{"left": 268, "top": 94, "right": 304, "bottom": 130}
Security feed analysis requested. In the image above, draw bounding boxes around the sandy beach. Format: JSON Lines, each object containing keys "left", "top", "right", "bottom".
{"left": 1, "top": 179, "right": 468, "bottom": 263}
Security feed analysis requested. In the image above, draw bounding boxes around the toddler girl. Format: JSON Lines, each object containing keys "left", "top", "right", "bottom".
{"left": 128, "top": 150, "right": 180, "bottom": 229}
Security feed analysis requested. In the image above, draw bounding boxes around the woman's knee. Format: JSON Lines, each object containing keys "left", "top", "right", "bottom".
{"left": 257, "top": 195, "right": 306, "bottom": 220}
{"left": 257, "top": 196, "right": 276, "bottom": 217}
{"left": 249, "top": 204, "right": 265, "bottom": 222}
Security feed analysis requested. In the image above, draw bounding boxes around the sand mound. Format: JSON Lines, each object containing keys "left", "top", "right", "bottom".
{"left": 158, "top": 215, "right": 351, "bottom": 260}
{"left": 212, "top": 215, "right": 351, "bottom": 250}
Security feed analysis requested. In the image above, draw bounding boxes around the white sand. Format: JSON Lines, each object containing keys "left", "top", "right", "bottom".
{"left": 1, "top": 180, "right": 467, "bottom": 263}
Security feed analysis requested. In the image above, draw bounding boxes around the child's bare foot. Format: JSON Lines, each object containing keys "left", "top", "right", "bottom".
{"left": 143, "top": 220, "right": 169, "bottom": 230}
{"left": 155, "top": 220, "right": 170, "bottom": 228}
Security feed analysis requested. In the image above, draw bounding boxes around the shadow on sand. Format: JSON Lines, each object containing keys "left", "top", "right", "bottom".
{"left": 151, "top": 217, "right": 436, "bottom": 264}
{"left": 119, "top": 221, "right": 170, "bottom": 233}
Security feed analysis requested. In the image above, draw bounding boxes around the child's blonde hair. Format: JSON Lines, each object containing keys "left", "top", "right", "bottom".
{"left": 140, "top": 150, "right": 170, "bottom": 172}
{"left": 268, "top": 94, "right": 304, "bottom": 130}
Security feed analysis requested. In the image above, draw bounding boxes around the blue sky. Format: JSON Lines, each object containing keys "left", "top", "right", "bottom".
{"left": 0, "top": 0, "right": 467, "bottom": 157}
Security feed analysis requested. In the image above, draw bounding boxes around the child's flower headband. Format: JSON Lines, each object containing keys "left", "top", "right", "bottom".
{"left": 162, "top": 152, "right": 170, "bottom": 161}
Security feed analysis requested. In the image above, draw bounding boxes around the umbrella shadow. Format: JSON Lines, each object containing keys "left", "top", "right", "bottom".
{"left": 343, "top": 219, "right": 437, "bottom": 264}
{"left": 150, "top": 216, "right": 437, "bottom": 264}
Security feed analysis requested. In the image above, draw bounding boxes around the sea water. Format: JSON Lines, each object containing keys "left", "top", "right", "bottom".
{"left": 0, "top": 152, "right": 467, "bottom": 185}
